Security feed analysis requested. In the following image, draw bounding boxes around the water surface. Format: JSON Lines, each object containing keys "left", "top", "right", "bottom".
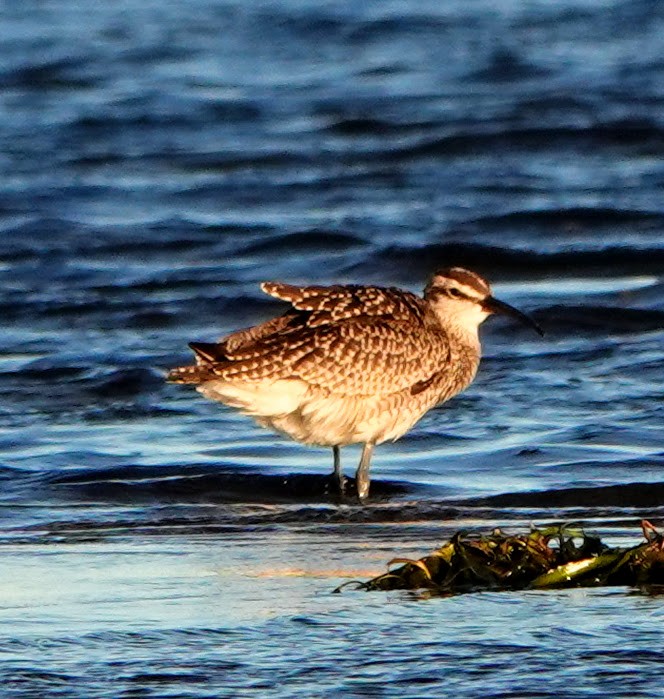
{"left": 1, "top": 0, "right": 664, "bottom": 696}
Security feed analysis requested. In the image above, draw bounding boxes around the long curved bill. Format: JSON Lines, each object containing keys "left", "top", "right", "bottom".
{"left": 483, "top": 296, "right": 544, "bottom": 336}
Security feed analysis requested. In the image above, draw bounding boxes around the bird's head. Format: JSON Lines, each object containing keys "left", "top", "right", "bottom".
{"left": 424, "top": 267, "right": 543, "bottom": 336}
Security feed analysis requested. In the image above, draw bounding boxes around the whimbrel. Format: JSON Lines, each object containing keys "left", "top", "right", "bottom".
{"left": 167, "top": 267, "right": 542, "bottom": 501}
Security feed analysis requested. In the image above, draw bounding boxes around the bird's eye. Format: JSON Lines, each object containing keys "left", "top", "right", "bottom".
{"left": 448, "top": 288, "right": 464, "bottom": 299}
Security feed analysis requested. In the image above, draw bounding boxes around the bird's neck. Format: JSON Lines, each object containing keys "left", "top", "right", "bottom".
{"left": 447, "top": 322, "right": 481, "bottom": 359}
{"left": 428, "top": 305, "right": 482, "bottom": 353}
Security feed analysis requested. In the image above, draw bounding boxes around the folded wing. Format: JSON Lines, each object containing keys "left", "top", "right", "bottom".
{"left": 170, "top": 281, "right": 450, "bottom": 396}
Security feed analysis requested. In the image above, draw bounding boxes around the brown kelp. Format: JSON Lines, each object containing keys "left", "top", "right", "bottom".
{"left": 335, "top": 521, "right": 664, "bottom": 594}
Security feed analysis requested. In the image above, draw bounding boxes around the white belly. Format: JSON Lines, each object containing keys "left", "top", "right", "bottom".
{"left": 197, "top": 378, "right": 435, "bottom": 447}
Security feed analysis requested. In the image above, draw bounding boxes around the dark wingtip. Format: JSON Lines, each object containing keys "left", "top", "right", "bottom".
{"left": 188, "top": 342, "right": 225, "bottom": 362}
{"left": 166, "top": 366, "right": 203, "bottom": 384}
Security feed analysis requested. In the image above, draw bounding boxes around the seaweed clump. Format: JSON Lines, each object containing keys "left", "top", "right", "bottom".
{"left": 335, "top": 520, "right": 664, "bottom": 595}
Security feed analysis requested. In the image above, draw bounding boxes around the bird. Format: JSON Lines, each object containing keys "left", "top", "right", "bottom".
{"left": 167, "top": 267, "right": 542, "bottom": 502}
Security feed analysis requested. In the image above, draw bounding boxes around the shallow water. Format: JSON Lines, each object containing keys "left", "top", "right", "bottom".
{"left": 1, "top": 0, "right": 664, "bottom": 696}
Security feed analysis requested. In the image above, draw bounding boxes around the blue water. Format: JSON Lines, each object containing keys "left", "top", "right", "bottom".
{"left": 1, "top": 0, "right": 664, "bottom": 696}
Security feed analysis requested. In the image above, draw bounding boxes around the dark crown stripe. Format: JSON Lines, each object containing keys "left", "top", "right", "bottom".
{"left": 435, "top": 267, "right": 490, "bottom": 294}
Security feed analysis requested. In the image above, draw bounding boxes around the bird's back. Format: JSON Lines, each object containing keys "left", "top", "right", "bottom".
{"left": 169, "top": 281, "right": 457, "bottom": 397}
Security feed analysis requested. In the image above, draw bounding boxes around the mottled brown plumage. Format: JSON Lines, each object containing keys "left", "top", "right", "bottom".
{"left": 168, "top": 267, "right": 542, "bottom": 501}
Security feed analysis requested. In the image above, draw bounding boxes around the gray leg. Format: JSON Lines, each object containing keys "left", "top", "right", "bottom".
{"left": 355, "top": 442, "right": 374, "bottom": 502}
{"left": 332, "top": 446, "right": 346, "bottom": 496}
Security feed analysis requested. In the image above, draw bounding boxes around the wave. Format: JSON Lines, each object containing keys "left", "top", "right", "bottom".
{"left": 377, "top": 118, "right": 664, "bottom": 161}
{"left": 533, "top": 305, "right": 664, "bottom": 334}
{"left": 237, "top": 230, "right": 367, "bottom": 255}
{"left": 0, "top": 56, "right": 94, "bottom": 91}
{"left": 42, "top": 463, "right": 664, "bottom": 514}
{"left": 48, "top": 464, "right": 411, "bottom": 505}
{"left": 0, "top": 217, "right": 236, "bottom": 262}
{"left": 7, "top": 478, "right": 664, "bottom": 545}
{"left": 364, "top": 242, "right": 664, "bottom": 279}
{"left": 465, "top": 481, "right": 664, "bottom": 510}
{"left": 469, "top": 206, "right": 664, "bottom": 230}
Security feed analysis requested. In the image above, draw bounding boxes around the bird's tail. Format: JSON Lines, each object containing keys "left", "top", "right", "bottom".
{"left": 166, "top": 365, "right": 212, "bottom": 384}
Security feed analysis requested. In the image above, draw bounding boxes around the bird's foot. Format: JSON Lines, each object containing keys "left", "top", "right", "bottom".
{"left": 355, "top": 477, "right": 370, "bottom": 504}
{"left": 325, "top": 471, "right": 349, "bottom": 501}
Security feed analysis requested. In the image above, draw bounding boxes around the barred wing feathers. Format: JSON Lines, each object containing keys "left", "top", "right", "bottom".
{"left": 187, "top": 282, "right": 452, "bottom": 395}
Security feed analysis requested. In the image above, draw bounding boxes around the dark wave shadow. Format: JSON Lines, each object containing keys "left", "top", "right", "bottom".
{"left": 45, "top": 464, "right": 664, "bottom": 515}
{"left": 534, "top": 305, "right": 664, "bottom": 334}
{"left": 8, "top": 470, "right": 664, "bottom": 545}
{"left": 462, "top": 481, "right": 664, "bottom": 510}
{"left": 364, "top": 242, "right": 664, "bottom": 280}
{"left": 49, "top": 464, "right": 413, "bottom": 504}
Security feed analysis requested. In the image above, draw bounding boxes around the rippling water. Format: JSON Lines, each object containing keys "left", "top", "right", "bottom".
{"left": 2, "top": 0, "right": 664, "bottom": 696}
